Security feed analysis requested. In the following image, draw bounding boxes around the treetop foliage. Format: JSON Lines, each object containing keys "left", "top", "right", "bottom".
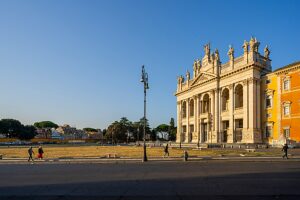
{"left": 34, "top": 121, "right": 58, "bottom": 129}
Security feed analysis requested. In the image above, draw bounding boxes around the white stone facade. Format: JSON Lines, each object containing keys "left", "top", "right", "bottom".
{"left": 175, "top": 38, "right": 271, "bottom": 144}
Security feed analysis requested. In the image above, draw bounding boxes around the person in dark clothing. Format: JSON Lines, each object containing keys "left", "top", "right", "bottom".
{"left": 163, "top": 144, "right": 169, "bottom": 158}
{"left": 28, "top": 146, "right": 34, "bottom": 162}
{"left": 38, "top": 146, "right": 44, "bottom": 159}
{"left": 282, "top": 143, "right": 289, "bottom": 159}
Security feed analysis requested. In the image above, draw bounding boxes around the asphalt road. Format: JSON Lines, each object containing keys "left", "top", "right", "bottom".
{"left": 1, "top": 161, "right": 300, "bottom": 199}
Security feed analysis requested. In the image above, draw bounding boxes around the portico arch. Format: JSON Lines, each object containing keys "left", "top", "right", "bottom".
{"left": 234, "top": 84, "right": 243, "bottom": 109}
{"left": 189, "top": 99, "right": 194, "bottom": 117}
{"left": 182, "top": 101, "right": 187, "bottom": 118}
{"left": 221, "top": 88, "right": 229, "bottom": 111}
{"left": 201, "top": 93, "right": 210, "bottom": 113}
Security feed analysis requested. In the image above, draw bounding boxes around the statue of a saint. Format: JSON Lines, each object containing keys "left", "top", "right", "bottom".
{"left": 254, "top": 38, "right": 260, "bottom": 52}
{"left": 242, "top": 40, "right": 249, "bottom": 53}
{"left": 227, "top": 45, "right": 234, "bottom": 60}
{"left": 249, "top": 37, "right": 255, "bottom": 52}
{"left": 215, "top": 49, "right": 220, "bottom": 62}
{"left": 186, "top": 70, "right": 190, "bottom": 80}
{"left": 264, "top": 45, "right": 270, "bottom": 58}
{"left": 193, "top": 60, "right": 197, "bottom": 72}
{"left": 204, "top": 43, "right": 210, "bottom": 56}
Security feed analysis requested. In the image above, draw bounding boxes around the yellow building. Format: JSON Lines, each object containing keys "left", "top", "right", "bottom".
{"left": 262, "top": 61, "right": 300, "bottom": 146}
{"left": 261, "top": 72, "right": 279, "bottom": 145}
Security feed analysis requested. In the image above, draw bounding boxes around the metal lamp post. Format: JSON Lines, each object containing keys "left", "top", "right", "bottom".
{"left": 140, "top": 65, "right": 149, "bottom": 162}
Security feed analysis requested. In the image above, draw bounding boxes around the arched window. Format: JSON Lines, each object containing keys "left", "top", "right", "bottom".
{"left": 189, "top": 99, "right": 194, "bottom": 117}
{"left": 235, "top": 84, "right": 243, "bottom": 108}
{"left": 182, "top": 101, "right": 187, "bottom": 118}
{"left": 222, "top": 88, "right": 229, "bottom": 111}
{"left": 203, "top": 94, "right": 210, "bottom": 113}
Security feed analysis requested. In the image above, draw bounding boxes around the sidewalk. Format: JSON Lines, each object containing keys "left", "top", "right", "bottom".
{"left": 1, "top": 155, "right": 300, "bottom": 164}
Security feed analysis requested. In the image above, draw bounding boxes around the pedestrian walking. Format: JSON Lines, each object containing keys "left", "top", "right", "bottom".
{"left": 38, "top": 146, "right": 44, "bottom": 159}
{"left": 183, "top": 150, "right": 189, "bottom": 161}
{"left": 28, "top": 146, "right": 34, "bottom": 162}
{"left": 282, "top": 143, "right": 289, "bottom": 159}
{"left": 163, "top": 143, "right": 169, "bottom": 157}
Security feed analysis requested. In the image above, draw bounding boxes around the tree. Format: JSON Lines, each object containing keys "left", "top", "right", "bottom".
{"left": 0, "top": 119, "right": 23, "bottom": 138}
{"left": 19, "top": 125, "right": 36, "bottom": 140}
{"left": 34, "top": 121, "right": 58, "bottom": 129}
{"left": 155, "top": 124, "right": 169, "bottom": 140}
{"left": 168, "top": 118, "right": 177, "bottom": 141}
{"left": 83, "top": 127, "right": 98, "bottom": 132}
{"left": 0, "top": 119, "right": 36, "bottom": 140}
{"left": 106, "top": 120, "right": 128, "bottom": 143}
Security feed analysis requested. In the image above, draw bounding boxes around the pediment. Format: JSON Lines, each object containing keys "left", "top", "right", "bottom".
{"left": 191, "top": 72, "right": 216, "bottom": 86}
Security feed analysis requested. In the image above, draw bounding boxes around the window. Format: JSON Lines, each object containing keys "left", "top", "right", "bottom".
{"left": 189, "top": 125, "right": 194, "bottom": 133}
{"left": 266, "top": 79, "right": 271, "bottom": 84}
{"left": 283, "top": 128, "right": 290, "bottom": 138}
{"left": 266, "top": 95, "right": 272, "bottom": 108}
{"left": 284, "top": 105, "right": 290, "bottom": 116}
{"left": 266, "top": 126, "right": 272, "bottom": 137}
{"left": 182, "top": 125, "right": 186, "bottom": 133}
{"left": 284, "top": 80, "right": 290, "bottom": 90}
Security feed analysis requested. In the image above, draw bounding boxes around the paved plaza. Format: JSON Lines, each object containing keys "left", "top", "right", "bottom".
{"left": 0, "top": 160, "right": 300, "bottom": 199}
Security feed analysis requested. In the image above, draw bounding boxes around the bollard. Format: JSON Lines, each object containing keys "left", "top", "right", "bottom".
{"left": 183, "top": 150, "right": 188, "bottom": 161}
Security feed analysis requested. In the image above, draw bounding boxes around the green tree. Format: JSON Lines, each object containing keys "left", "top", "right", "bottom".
{"left": 168, "top": 118, "right": 176, "bottom": 141}
{"left": 0, "top": 119, "right": 23, "bottom": 138}
{"left": 34, "top": 121, "right": 58, "bottom": 129}
{"left": 19, "top": 125, "right": 36, "bottom": 140}
{"left": 0, "top": 119, "right": 36, "bottom": 140}
{"left": 83, "top": 127, "right": 98, "bottom": 132}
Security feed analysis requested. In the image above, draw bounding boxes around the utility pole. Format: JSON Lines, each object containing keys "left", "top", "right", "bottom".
{"left": 140, "top": 65, "right": 149, "bottom": 162}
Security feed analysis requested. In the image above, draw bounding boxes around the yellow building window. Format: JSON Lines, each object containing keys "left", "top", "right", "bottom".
{"left": 283, "top": 80, "right": 290, "bottom": 91}
{"left": 283, "top": 105, "right": 290, "bottom": 116}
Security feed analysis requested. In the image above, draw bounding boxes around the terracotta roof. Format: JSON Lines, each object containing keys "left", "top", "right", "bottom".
{"left": 273, "top": 61, "right": 300, "bottom": 73}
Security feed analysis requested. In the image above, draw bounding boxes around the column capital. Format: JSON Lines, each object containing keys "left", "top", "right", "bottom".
{"left": 228, "top": 84, "right": 234, "bottom": 90}
{"left": 242, "top": 79, "right": 248, "bottom": 86}
{"left": 248, "top": 77, "right": 259, "bottom": 84}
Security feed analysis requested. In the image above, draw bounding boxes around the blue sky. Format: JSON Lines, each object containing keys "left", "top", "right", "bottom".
{"left": 0, "top": 0, "right": 299, "bottom": 129}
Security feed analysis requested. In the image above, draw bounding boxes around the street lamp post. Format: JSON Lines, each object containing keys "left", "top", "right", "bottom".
{"left": 140, "top": 65, "right": 149, "bottom": 162}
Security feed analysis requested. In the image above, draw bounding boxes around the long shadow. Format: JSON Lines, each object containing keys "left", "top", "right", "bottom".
{"left": 0, "top": 162, "right": 300, "bottom": 199}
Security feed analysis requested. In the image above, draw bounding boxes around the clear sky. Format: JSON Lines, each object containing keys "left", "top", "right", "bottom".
{"left": 0, "top": 0, "right": 299, "bottom": 129}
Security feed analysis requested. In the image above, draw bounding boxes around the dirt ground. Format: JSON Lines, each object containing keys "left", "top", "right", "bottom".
{"left": 0, "top": 145, "right": 292, "bottom": 159}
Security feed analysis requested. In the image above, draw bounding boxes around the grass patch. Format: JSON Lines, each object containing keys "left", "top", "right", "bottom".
{"left": 0, "top": 145, "right": 282, "bottom": 159}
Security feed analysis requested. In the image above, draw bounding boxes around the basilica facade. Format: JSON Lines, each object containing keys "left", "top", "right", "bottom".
{"left": 175, "top": 38, "right": 272, "bottom": 144}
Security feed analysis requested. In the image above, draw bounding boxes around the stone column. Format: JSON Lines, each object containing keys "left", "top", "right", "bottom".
{"left": 256, "top": 80, "right": 262, "bottom": 143}
{"left": 243, "top": 79, "right": 249, "bottom": 129}
{"left": 246, "top": 78, "right": 256, "bottom": 143}
{"left": 176, "top": 101, "right": 181, "bottom": 143}
{"left": 195, "top": 95, "right": 199, "bottom": 142}
{"left": 186, "top": 98, "right": 190, "bottom": 143}
{"left": 228, "top": 84, "right": 234, "bottom": 143}
{"left": 198, "top": 94, "right": 202, "bottom": 144}
{"left": 210, "top": 91, "right": 214, "bottom": 143}
{"left": 214, "top": 89, "right": 220, "bottom": 143}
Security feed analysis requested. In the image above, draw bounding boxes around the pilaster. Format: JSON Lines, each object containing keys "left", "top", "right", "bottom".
{"left": 227, "top": 84, "right": 234, "bottom": 143}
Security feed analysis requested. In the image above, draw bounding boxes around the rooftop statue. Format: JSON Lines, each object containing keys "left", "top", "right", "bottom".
{"left": 264, "top": 45, "right": 270, "bottom": 58}
{"left": 204, "top": 43, "right": 210, "bottom": 56}
{"left": 242, "top": 40, "right": 249, "bottom": 53}
{"left": 215, "top": 49, "right": 220, "bottom": 62}
{"left": 186, "top": 70, "right": 190, "bottom": 80}
{"left": 227, "top": 45, "right": 234, "bottom": 60}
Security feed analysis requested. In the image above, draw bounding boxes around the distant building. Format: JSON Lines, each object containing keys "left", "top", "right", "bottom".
{"left": 56, "top": 124, "right": 88, "bottom": 140}
{"left": 85, "top": 129, "right": 103, "bottom": 139}
{"left": 35, "top": 128, "right": 52, "bottom": 139}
